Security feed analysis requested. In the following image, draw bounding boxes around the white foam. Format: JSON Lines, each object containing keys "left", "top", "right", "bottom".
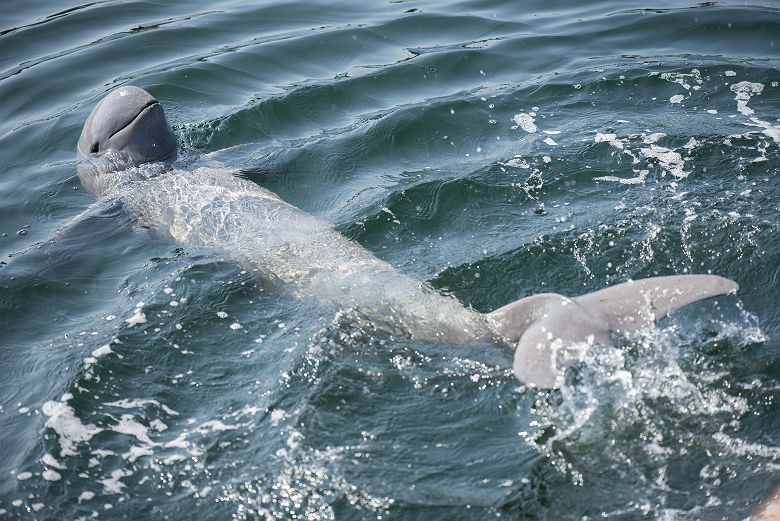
{"left": 512, "top": 113, "right": 537, "bottom": 133}
{"left": 501, "top": 156, "right": 530, "bottom": 168}
{"left": 150, "top": 419, "right": 168, "bottom": 431}
{"left": 712, "top": 431, "right": 780, "bottom": 459}
{"left": 198, "top": 420, "right": 238, "bottom": 432}
{"left": 270, "top": 409, "right": 286, "bottom": 426}
{"left": 163, "top": 433, "right": 191, "bottom": 450}
{"left": 99, "top": 469, "right": 132, "bottom": 494}
{"left": 91, "top": 344, "right": 112, "bottom": 358}
{"left": 104, "top": 398, "right": 178, "bottom": 416}
{"left": 594, "top": 133, "right": 624, "bottom": 149}
{"left": 161, "top": 404, "right": 179, "bottom": 416}
{"left": 123, "top": 445, "right": 154, "bottom": 463}
{"left": 125, "top": 309, "right": 147, "bottom": 326}
{"left": 642, "top": 132, "right": 666, "bottom": 144}
{"left": 112, "top": 414, "right": 154, "bottom": 444}
{"left": 41, "top": 453, "right": 65, "bottom": 470}
{"left": 594, "top": 169, "right": 649, "bottom": 185}
{"left": 93, "top": 449, "right": 116, "bottom": 458}
{"left": 78, "top": 491, "right": 95, "bottom": 503}
{"left": 42, "top": 469, "right": 62, "bottom": 481}
{"left": 748, "top": 116, "right": 780, "bottom": 144}
{"left": 730, "top": 81, "right": 764, "bottom": 116}
{"left": 640, "top": 145, "right": 689, "bottom": 179}
{"left": 660, "top": 69, "right": 703, "bottom": 90}
{"left": 42, "top": 399, "right": 102, "bottom": 457}
{"left": 106, "top": 398, "right": 158, "bottom": 409}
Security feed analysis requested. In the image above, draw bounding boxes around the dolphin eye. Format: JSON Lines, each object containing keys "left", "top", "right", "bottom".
{"left": 90, "top": 143, "right": 99, "bottom": 154}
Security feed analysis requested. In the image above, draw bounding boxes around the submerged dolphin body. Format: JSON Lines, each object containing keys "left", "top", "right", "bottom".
{"left": 74, "top": 86, "right": 738, "bottom": 388}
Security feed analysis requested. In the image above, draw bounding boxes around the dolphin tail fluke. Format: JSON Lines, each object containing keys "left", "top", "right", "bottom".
{"left": 573, "top": 274, "right": 739, "bottom": 333}
{"left": 487, "top": 275, "right": 738, "bottom": 388}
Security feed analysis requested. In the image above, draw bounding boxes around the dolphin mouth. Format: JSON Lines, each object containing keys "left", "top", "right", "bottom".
{"left": 106, "top": 99, "right": 160, "bottom": 142}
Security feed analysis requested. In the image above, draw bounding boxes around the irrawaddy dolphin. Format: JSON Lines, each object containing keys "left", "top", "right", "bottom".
{"left": 71, "top": 86, "right": 738, "bottom": 388}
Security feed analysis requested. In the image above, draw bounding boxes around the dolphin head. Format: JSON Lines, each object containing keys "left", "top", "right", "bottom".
{"left": 77, "top": 86, "right": 177, "bottom": 194}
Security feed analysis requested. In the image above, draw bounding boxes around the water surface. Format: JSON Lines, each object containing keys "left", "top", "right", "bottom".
{"left": 1, "top": 1, "right": 778, "bottom": 519}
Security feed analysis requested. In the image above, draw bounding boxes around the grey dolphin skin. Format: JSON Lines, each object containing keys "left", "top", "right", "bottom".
{"left": 75, "top": 86, "right": 738, "bottom": 388}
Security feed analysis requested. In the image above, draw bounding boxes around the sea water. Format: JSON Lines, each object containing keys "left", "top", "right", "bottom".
{"left": 0, "top": 1, "right": 778, "bottom": 519}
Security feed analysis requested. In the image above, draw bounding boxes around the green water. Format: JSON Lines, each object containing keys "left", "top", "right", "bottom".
{"left": 1, "top": 1, "right": 778, "bottom": 519}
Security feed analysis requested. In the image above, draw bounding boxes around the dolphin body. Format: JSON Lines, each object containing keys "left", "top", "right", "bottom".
{"left": 73, "top": 86, "right": 738, "bottom": 388}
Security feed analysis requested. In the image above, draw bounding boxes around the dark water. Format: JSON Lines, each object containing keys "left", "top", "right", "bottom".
{"left": 1, "top": 1, "right": 779, "bottom": 519}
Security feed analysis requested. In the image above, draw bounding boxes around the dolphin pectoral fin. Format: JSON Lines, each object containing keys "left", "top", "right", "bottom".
{"left": 490, "top": 275, "right": 739, "bottom": 388}
{"left": 203, "top": 142, "right": 267, "bottom": 164}
{"left": 238, "top": 152, "right": 300, "bottom": 183}
{"left": 48, "top": 198, "right": 126, "bottom": 279}
{"left": 204, "top": 145, "right": 296, "bottom": 183}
